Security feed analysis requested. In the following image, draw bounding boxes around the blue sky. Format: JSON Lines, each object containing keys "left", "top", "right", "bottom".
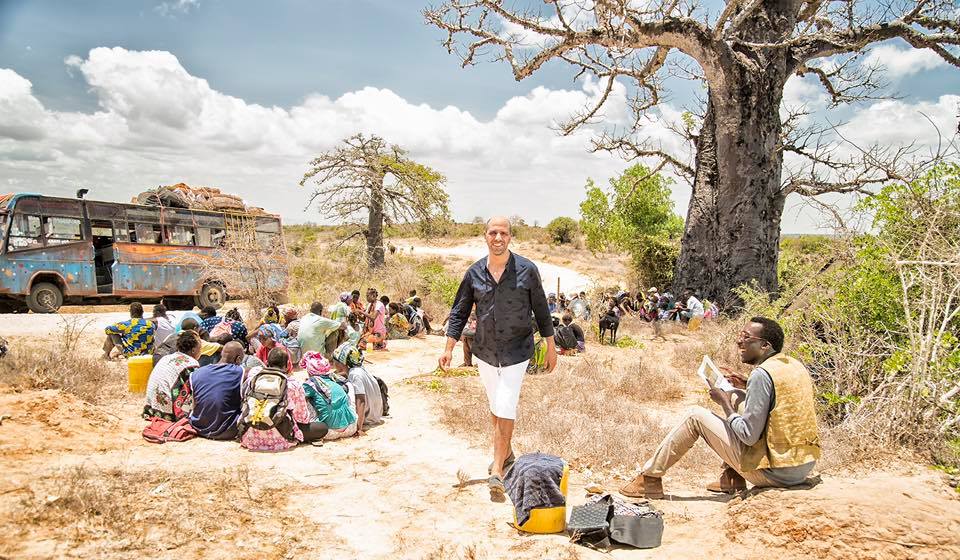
{"left": 0, "top": 0, "right": 957, "bottom": 231}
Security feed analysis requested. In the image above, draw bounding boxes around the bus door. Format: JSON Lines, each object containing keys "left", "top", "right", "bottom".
{"left": 85, "top": 201, "right": 127, "bottom": 295}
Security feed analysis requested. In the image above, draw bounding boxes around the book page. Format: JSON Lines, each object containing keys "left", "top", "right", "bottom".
{"left": 697, "top": 355, "right": 736, "bottom": 392}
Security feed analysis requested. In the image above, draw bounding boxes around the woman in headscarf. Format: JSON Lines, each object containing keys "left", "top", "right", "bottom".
{"left": 143, "top": 331, "right": 202, "bottom": 421}
{"left": 329, "top": 292, "right": 352, "bottom": 322}
{"left": 300, "top": 351, "right": 358, "bottom": 440}
{"left": 254, "top": 326, "right": 293, "bottom": 373}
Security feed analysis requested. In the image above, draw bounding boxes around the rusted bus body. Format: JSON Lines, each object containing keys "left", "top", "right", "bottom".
{"left": 0, "top": 193, "right": 288, "bottom": 313}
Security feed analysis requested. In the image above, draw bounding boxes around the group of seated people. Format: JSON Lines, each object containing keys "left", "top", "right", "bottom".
{"left": 104, "top": 295, "right": 391, "bottom": 451}
{"left": 598, "top": 287, "right": 717, "bottom": 325}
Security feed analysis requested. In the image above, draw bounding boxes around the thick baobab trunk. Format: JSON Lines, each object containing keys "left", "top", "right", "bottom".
{"left": 673, "top": 69, "right": 787, "bottom": 306}
{"left": 366, "top": 185, "right": 386, "bottom": 267}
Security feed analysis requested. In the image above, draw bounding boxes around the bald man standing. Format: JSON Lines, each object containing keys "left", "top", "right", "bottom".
{"left": 189, "top": 341, "right": 246, "bottom": 440}
{"left": 441, "top": 216, "right": 557, "bottom": 499}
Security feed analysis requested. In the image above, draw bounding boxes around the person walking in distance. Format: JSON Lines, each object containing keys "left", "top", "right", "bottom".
{"left": 440, "top": 216, "right": 557, "bottom": 499}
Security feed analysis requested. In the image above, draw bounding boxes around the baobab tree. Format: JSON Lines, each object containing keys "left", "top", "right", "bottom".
{"left": 425, "top": 0, "right": 960, "bottom": 300}
{"left": 300, "top": 134, "right": 450, "bottom": 267}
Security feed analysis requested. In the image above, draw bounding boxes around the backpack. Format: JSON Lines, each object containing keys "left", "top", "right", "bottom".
{"left": 142, "top": 417, "right": 197, "bottom": 444}
{"left": 374, "top": 375, "right": 390, "bottom": 416}
{"left": 555, "top": 325, "right": 578, "bottom": 350}
{"left": 209, "top": 319, "right": 236, "bottom": 340}
{"left": 237, "top": 367, "right": 295, "bottom": 441}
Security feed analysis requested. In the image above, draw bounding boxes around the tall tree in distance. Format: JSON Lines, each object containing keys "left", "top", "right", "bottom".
{"left": 300, "top": 134, "right": 450, "bottom": 267}
{"left": 425, "top": 1, "right": 960, "bottom": 302}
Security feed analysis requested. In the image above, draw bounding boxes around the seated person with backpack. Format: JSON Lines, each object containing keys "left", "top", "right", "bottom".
{"left": 331, "top": 343, "right": 386, "bottom": 436}
{"left": 189, "top": 341, "right": 246, "bottom": 441}
{"left": 208, "top": 307, "right": 249, "bottom": 349}
{"left": 556, "top": 313, "right": 585, "bottom": 355}
{"left": 300, "top": 351, "right": 359, "bottom": 440}
{"left": 239, "top": 347, "right": 327, "bottom": 451}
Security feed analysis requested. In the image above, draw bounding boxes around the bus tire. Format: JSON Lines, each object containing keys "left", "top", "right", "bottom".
{"left": 27, "top": 282, "right": 63, "bottom": 313}
{"left": 196, "top": 282, "right": 226, "bottom": 310}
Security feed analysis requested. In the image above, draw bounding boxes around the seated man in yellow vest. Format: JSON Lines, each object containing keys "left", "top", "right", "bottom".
{"left": 620, "top": 316, "right": 820, "bottom": 499}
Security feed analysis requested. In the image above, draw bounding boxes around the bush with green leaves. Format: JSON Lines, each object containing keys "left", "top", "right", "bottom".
{"left": 739, "top": 163, "right": 960, "bottom": 466}
{"left": 579, "top": 164, "right": 683, "bottom": 288}
{"left": 546, "top": 216, "right": 579, "bottom": 244}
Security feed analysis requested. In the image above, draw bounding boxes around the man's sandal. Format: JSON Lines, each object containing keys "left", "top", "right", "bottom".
{"left": 487, "top": 451, "right": 516, "bottom": 475}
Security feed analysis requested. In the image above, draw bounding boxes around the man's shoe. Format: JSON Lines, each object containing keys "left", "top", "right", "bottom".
{"left": 487, "top": 450, "right": 516, "bottom": 475}
{"left": 620, "top": 474, "right": 664, "bottom": 499}
{"left": 706, "top": 467, "right": 746, "bottom": 493}
{"left": 488, "top": 475, "right": 506, "bottom": 501}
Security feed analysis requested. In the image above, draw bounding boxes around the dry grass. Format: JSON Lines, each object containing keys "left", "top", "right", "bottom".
{"left": 433, "top": 347, "right": 712, "bottom": 476}
{"left": 0, "top": 319, "right": 123, "bottom": 404}
{"left": 0, "top": 464, "right": 315, "bottom": 559}
{"left": 288, "top": 241, "right": 455, "bottom": 320}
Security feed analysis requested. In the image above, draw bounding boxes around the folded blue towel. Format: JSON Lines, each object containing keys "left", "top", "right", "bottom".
{"left": 504, "top": 452, "right": 566, "bottom": 526}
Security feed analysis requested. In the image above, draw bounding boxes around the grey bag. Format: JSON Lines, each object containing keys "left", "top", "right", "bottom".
{"left": 579, "top": 494, "right": 663, "bottom": 549}
{"left": 607, "top": 496, "right": 664, "bottom": 549}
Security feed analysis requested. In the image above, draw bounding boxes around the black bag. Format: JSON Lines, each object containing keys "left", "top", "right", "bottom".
{"left": 567, "top": 497, "right": 612, "bottom": 549}
{"left": 374, "top": 375, "right": 390, "bottom": 416}
{"left": 555, "top": 325, "right": 578, "bottom": 350}
{"left": 569, "top": 494, "right": 663, "bottom": 550}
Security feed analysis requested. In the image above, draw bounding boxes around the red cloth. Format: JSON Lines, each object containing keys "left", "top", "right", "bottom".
{"left": 255, "top": 343, "right": 292, "bottom": 373}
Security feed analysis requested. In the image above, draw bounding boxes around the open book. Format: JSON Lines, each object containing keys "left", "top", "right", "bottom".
{"left": 697, "top": 355, "right": 736, "bottom": 392}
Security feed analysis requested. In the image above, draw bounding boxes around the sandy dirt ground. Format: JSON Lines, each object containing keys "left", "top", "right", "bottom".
{"left": 1, "top": 247, "right": 959, "bottom": 559}
{"left": 1, "top": 330, "right": 958, "bottom": 559}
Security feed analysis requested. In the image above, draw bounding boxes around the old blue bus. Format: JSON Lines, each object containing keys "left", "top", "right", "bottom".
{"left": 0, "top": 192, "right": 288, "bottom": 313}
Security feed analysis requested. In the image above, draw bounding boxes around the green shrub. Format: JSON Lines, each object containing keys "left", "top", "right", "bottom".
{"left": 546, "top": 217, "right": 579, "bottom": 244}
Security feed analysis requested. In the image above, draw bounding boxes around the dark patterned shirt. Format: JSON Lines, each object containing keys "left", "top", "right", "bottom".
{"left": 447, "top": 252, "right": 554, "bottom": 367}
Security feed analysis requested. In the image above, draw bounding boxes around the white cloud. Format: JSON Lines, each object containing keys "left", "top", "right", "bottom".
{"left": 1, "top": 47, "right": 953, "bottom": 235}
{"left": 0, "top": 47, "right": 649, "bottom": 226}
{"left": 863, "top": 44, "right": 947, "bottom": 78}
{"left": 155, "top": 0, "right": 199, "bottom": 17}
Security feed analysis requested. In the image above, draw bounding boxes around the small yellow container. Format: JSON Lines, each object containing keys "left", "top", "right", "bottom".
{"left": 688, "top": 316, "right": 703, "bottom": 331}
{"left": 127, "top": 355, "right": 153, "bottom": 394}
{"left": 514, "top": 462, "right": 570, "bottom": 534}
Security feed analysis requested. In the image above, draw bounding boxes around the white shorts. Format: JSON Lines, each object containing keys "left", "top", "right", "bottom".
{"left": 476, "top": 357, "right": 529, "bottom": 420}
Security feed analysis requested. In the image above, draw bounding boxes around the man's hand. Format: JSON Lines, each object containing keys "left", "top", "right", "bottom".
{"left": 438, "top": 350, "right": 453, "bottom": 372}
{"left": 544, "top": 336, "right": 558, "bottom": 373}
{"left": 709, "top": 388, "right": 736, "bottom": 417}
{"left": 439, "top": 336, "right": 459, "bottom": 372}
{"left": 720, "top": 366, "right": 748, "bottom": 390}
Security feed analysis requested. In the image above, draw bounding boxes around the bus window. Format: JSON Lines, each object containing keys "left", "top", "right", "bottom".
{"left": 134, "top": 223, "right": 162, "bottom": 244}
{"left": 44, "top": 216, "right": 84, "bottom": 246}
{"left": 255, "top": 217, "right": 281, "bottom": 248}
{"left": 8, "top": 213, "right": 42, "bottom": 251}
{"left": 114, "top": 225, "right": 129, "bottom": 242}
{"left": 166, "top": 225, "right": 196, "bottom": 246}
{"left": 196, "top": 227, "right": 226, "bottom": 247}
{"left": 91, "top": 224, "right": 114, "bottom": 238}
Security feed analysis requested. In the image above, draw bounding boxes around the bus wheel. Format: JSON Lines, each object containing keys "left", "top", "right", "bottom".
{"left": 27, "top": 282, "right": 63, "bottom": 313}
{"left": 196, "top": 282, "right": 226, "bottom": 310}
